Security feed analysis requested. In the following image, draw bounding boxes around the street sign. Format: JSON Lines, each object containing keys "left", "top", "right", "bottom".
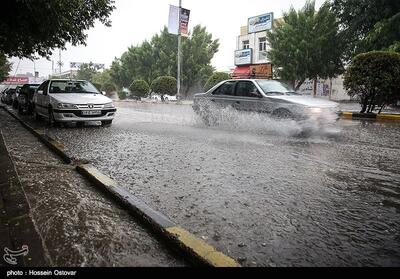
{"left": 248, "top": 13, "right": 273, "bottom": 33}
{"left": 235, "top": 49, "right": 252, "bottom": 65}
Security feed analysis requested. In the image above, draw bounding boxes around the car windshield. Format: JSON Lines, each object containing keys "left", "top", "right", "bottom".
{"left": 256, "top": 80, "right": 300, "bottom": 95}
{"left": 49, "top": 80, "right": 100, "bottom": 94}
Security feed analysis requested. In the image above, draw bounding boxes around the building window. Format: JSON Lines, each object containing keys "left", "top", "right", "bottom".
{"left": 259, "top": 37, "right": 267, "bottom": 51}
{"left": 242, "top": 40, "right": 250, "bottom": 49}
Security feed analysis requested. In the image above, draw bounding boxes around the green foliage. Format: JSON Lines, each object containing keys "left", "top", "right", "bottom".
{"left": 103, "top": 82, "right": 116, "bottom": 94}
{"left": 129, "top": 80, "right": 150, "bottom": 97}
{"left": 109, "top": 25, "right": 219, "bottom": 97}
{"left": 331, "top": 0, "right": 400, "bottom": 59}
{"left": 204, "top": 72, "right": 230, "bottom": 91}
{"left": 267, "top": 1, "right": 343, "bottom": 89}
{"left": 151, "top": 76, "right": 177, "bottom": 96}
{"left": 76, "top": 63, "right": 98, "bottom": 81}
{"left": 0, "top": 0, "right": 115, "bottom": 58}
{"left": 117, "top": 90, "right": 127, "bottom": 100}
{"left": 0, "top": 52, "right": 11, "bottom": 81}
{"left": 91, "top": 69, "right": 114, "bottom": 91}
{"left": 343, "top": 51, "right": 400, "bottom": 113}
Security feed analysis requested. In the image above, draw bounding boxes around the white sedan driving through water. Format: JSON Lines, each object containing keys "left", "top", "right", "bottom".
{"left": 33, "top": 79, "right": 116, "bottom": 126}
{"left": 192, "top": 79, "right": 339, "bottom": 125}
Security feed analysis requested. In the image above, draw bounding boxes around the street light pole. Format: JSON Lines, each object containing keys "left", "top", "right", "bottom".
{"left": 177, "top": 0, "right": 182, "bottom": 103}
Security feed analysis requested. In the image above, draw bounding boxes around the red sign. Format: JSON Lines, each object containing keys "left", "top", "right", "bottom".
{"left": 3, "top": 77, "right": 29, "bottom": 84}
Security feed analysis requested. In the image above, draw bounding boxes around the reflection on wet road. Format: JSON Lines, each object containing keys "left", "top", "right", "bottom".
{"left": 21, "top": 102, "right": 400, "bottom": 266}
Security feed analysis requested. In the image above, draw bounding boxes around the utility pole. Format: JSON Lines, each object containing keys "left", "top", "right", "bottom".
{"left": 177, "top": 0, "right": 182, "bottom": 103}
{"left": 57, "top": 49, "right": 64, "bottom": 76}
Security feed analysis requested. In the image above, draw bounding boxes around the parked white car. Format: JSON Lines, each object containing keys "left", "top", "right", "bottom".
{"left": 32, "top": 79, "right": 116, "bottom": 126}
{"left": 151, "top": 93, "right": 177, "bottom": 102}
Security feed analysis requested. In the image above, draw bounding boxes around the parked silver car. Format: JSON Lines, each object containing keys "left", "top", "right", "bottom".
{"left": 192, "top": 79, "right": 339, "bottom": 125}
{"left": 33, "top": 79, "right": 116, "bottom": 126}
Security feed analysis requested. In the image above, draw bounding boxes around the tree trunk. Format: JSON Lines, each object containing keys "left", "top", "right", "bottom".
{"left": 360, "top": 97, "right": 368, "bottom": 113}
{"left": 313, "top": 79, "right": 317, "bottom": 97}
{"left": 294, "top": 79, "right": 305, "bottom": 91}
{"left": 379, "top": 104, "right": 385, "bottom": 114}
{"left": 367, "top": 95, "right": 376, "bottom": 113}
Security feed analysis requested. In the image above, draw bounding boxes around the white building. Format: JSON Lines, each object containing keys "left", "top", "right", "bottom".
{"left": 232, "top": 13, "right": 275, "bottom": 78}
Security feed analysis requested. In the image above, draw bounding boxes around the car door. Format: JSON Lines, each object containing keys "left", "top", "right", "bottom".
{"left": 208, "top": 81, "right": 237, "bottom": 108}
{"left": 34, "top": 81, "right": 49, "bottom": 115}
{"left": 233, "top": 80, "right": 264, "bottom": 112}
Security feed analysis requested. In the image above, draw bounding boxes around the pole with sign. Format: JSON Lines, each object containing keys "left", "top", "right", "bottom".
{"left": 177, "top": 0, "right": 182, "bottom": 103}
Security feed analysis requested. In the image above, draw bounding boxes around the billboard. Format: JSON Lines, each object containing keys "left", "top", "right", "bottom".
{"left": 248, "top": 13, "right": 273, "bottom": 33}
{"left": 168, "top": 5, "right": 190, "bottom": 36}
{"left": 235, "top": 49, "right": 252, "bottom": 65}
{"left": 70, "top": 62, "right": 105, "bottom": 70}
{"left": 180, "top": 8, "right": 190, "bottom": 36}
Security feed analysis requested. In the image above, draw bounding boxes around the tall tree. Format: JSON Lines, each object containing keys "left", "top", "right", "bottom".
{"left": 331, "top": 0, "right": 400, "bottom": 59}
{"left": 266, "top": 1, "right": 344, "bottom": 91}
{"left": 76, "top": 63, "right": 98, "bottom": 81}
{"left": 0, "top": 52, "right": 12, "bottom": 81}
{"left": 0, "top": 0, "right": 115, "bottom": 58}
{"left": 109, "top": 25, "right": 219, "bottom": 97}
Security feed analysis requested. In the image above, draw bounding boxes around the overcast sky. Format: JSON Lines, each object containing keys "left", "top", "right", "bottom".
{"left": 10, "top": 0, "right": 324, "bottom": 77}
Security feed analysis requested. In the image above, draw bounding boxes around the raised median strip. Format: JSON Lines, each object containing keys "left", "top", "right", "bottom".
{"left": 340, "top": 111, "right": 400, "bottom": 121}
{"left": 76, "top": 163, "right": 240, "bottom": 267}
{"left": 0, "top": 106, "right": 72, "bottom": 164}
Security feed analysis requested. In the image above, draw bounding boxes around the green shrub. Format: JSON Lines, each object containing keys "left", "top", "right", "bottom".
{"left": 204, "top": 72, "right": 230, "bottom": 91}
{"left": 129, "top": 80, "right": 150, "bottom": 97}
{"left": 117, "top": 90, "right": 127, "bottom": 100}
{"left": 344, "top": 51, "right": 400, "bottom": 113}
{"left": 103, "top": 82, "right": 116, "bottom": 94}
{"left": 151, "top": 76, "right": 177, "bottom": 96}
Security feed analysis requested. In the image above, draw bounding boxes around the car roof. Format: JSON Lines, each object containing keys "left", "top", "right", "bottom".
{"left": 48, "top": 79, "right": 87, "bottom": 82}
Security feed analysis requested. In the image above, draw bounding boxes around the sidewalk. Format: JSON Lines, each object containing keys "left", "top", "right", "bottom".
{"left": 0, "top": 129, "right": 48, "bottom": 267}
{"left": 0, "top": 108, "right": 185, "bottom": 267}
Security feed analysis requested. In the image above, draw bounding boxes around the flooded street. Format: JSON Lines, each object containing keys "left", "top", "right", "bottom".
{"left": 19, "top": 102, "right": 400, "bottom": 266}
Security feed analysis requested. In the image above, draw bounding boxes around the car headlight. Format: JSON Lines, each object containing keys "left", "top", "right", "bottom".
{"left": 57, "top": 103, "right": 77, "bottom": 109}
{"left": 308, "top": 107, "right": 323, "bottom": 114}
{"left": 103, "top": 102, "right": 114, "bottom": 108}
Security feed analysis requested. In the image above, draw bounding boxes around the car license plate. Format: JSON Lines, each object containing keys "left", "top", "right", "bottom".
{"left": 82, "top": 110, "right": 101, "bottom": 116}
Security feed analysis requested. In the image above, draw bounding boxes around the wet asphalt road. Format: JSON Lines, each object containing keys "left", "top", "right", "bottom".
{"left": 12, "top": 101, "right": 400, "bottom": 266}
{"left": 0, "top": 109, "right": 186, "bottom": 267}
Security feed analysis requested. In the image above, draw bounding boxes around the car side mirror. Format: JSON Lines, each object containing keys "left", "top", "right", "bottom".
{"left": 102, "top": 91, "right": 106, "bottom": 96}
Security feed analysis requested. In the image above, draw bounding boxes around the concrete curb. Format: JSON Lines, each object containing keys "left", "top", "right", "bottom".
{"left": 340, "top": 111, "right": 400, "bottom": 122}
{"left": 0, "top": 106, "right": 72, "bottom": 164}
{"left": 76, "top": 164, "right": 240, "bottom": 267}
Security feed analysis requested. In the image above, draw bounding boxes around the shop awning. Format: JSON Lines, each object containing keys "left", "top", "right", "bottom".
{"left": 231, "top": 66, "right": 251, "bottom": 79}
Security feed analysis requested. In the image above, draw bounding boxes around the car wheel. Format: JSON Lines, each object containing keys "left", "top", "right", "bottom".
{"left": 101, "top": 120, "right": 112, "bottom": 126}
{"left": 48, "top": 108, "right": 59, "bottom": 127}
{"left": 272, "top": 108, "right": 293, "bottom": 119}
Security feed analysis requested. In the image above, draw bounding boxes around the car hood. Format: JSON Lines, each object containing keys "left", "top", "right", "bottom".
{"left": 268, "top": 95, "right": 338, "bottom": 108}
{"left": 50, "top": 93, "right": 112, "bottom": 104}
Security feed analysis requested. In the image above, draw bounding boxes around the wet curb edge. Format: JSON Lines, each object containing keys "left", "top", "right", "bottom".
{"left": 340, "top": 111, "right": 400, "bottom": 121}
{"left": 0, "top": 105, "right": 240, "bottom": 267}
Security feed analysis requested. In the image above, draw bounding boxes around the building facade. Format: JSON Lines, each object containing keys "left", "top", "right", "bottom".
{"left": 232, "top": 13, "right": 274, "bottom": 79}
